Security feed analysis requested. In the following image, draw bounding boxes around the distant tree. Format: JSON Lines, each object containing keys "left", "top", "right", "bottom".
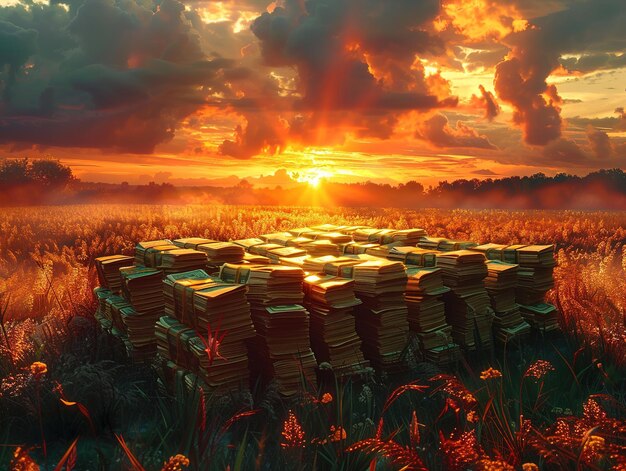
{"left": 0, "top": 158, "right": 74, "bottom": 189}
{"left": 0, "top": 158, "right": 31, "bottom": 185}
{"left": 29, "top": 159, "right": 74, "bottom": 188}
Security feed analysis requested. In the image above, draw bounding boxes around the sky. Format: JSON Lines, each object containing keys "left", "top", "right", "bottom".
{"left": 0, "top": 0, "right": 624, "bottom": 188}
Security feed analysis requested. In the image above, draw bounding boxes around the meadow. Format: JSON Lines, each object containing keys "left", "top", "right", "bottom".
{"left": 0, "top": 205, "right": 625, "bottom": 470}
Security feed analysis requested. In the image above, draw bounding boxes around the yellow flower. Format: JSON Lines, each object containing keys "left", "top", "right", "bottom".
{"left": 321, "top": 392, "right": 333, "bottom": 404}
{"left": 30, "top": 362, "right": 47, "bottom": 380}
{"left": 466, "top": 410, "right": 479, "bottom": 423}
{"left": 480, "top": 367, "right": 502, "bottom": 380}
{"left": 161, "top": 454, "right": 190, "bottom": 471}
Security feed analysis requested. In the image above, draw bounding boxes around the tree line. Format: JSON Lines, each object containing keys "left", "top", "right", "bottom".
{"left": 2, "top": 158, "right": 626, "bottom": 209}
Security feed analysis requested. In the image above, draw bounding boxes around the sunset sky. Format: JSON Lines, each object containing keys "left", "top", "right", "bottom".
{"left": 0, "top": 0, "right": 624, "bottom": 187}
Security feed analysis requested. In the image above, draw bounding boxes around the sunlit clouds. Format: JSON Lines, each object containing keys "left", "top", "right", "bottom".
{"left": 0, "top": 0, "right": 624, "bottom": 185}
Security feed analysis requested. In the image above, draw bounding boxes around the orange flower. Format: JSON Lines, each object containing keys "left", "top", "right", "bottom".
{"left": 281, "top": 410, "right": 305, "bottom": 449}
{"left": 30, "top": 361, "right": 47, "bottom": 380}
{"left": 320, "top": 392, "right": 333, "bottom": 404}
{"left": 522, "top": 464, "right": 539, "bottom": 471}
{"left": 10, "top": 447, "right": 40, "bottom": 471}
{"left": 478, "top": 458, "right": 515, "bottom": 470}
{"left": 524, "top": 360, "right": 555, "bottom": 380}
{"left": 161, "top": 454, "right": 190, "bottom": 471}
{"left": 480, "top": 367, "right": 502, "bottom": 380}
{"left": 329, "top": 425, "right": 347, "bottom": 442}
{"left": 466, "top": 410, "right": 479, "bottom": 423}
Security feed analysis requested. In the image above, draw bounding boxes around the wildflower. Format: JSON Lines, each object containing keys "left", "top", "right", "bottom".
{"left": 30, "top": 361, "right": 47, "bottom": 380}
{"left": 522, "top": 464, "right": 539, "bottom": 471}
{"left": 161, "top": 454, "right": 190, "bottom": 471}
{"left": 10, "top": 447, "right": 40, "bottom": 471}
{"left": 478, "top": 458, "right": 515, "bottom": 470}
{"left": 480, "top": 367, "right": 502, "bottom": 380}
{"left": 582, "top": 434, "right": 606, "bottom": 462}
{"left": 466, "top": 410, "right": 479, "bottom": 423}
{"left": 320, "top": 392, "right": 333, "bottom": 404}
{"left": 440, "top": 430, "right": 483, "bottom": 470}
{"left": 524, "top": 360, "right": 555, "bottom": 380}
{"left": 329, "top": 425, "right": 347, "bottom": 442}
{"left": 281, "top": 410, "right": 305, "bottom": 449}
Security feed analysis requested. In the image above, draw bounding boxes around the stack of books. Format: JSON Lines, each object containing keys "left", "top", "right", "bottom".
{"left": 330, "top": 260, "right": 409, "bottom": 372}
{"left": 251, "top": 305, "right": 318, "bottom": 396}
{"left": 388, "top": 247, "right": 438, "bottom": 267}
{"left": 134, "top": 240, "right": 178, "bottom": 267}
{"left": 314, "top": 232, "right": 353, "bottom": 245}
{"left": 405, "top": 267, "right": 460, "bottom": 365}
{"left": 436, "top": 251, "right": 493, "bottom": 350}
{"left": 518, "top": 303, "right": 559, "bottom": 332}
{"left": 219, "top": 263, "right": 316, "bottom": 395}
{"left": 158, "top": 249, "right": 208, "bottom": 275}
{"left": 220, "top": 264, "right": 305, "bottom": 306}
{"left": 119, "top": 266, "right": 164, "bottom": 360}
{"left": 196, "top": 242, "right": 245, "bottom": 266}
{"left": 285, "top": 236, "right": 315, "bottom": 248}
{"left": 93, "top": 287, "right": 112, "bottom": 328}
{"left": 418, "top": 237, "right": 477, "bottom": 251}
{"left": 484, "top": 261, "right": 531, "bottom": 343}
{"left": 266, "top": 246, "right": 307, "bottom": 263}
{"left": 156, "top": 315, "right": 251, "bottom": 391}
{"left": 104, "top": 294, "right": 131, "bottom": 336}
{"left": 340, "top": 241, "right": 380, "bottom": 255}
{"left": 302, "top": 239, "right": 341, "bottom": 257}
{"left": 259, "top": 232, "right": 295, "bottom": 245}
{"left": 95, "top": 255, "right": 134, "bottom": 293}
{"left": 173, "top": 238, "right": 217, "bottom": 250}
{"left": 248, "top": 243, "right": 284, "bottom": 257}
{"left": 515, "top": 245, "right": 556, "bottom": 305}
{"left": 303, "top": 274, "right": 369, "bottom": 376}
{"left": 232, "top": 238, "right": 265, "bottom": 251}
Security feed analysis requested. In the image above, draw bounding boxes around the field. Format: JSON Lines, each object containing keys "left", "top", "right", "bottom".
{"left": 1, "top": 205, "right": 625, "bottom": 470}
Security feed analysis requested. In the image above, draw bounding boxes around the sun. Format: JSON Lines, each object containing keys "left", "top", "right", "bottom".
{"left": 295, "top": 168, "right": 334, "bottom": 188}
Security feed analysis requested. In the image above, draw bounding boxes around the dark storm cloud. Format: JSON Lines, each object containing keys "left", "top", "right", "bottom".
{"left": 561, "top": 53, "right": 626, "bottom": 73}
{"left": 494, "top": 0, "right": 626, "bottom": 146}
{"left": 0, "top": 0, "right": 245, "bottom": 153}
{"left": 470, "top": 85, "right": 500, "bottom": 121}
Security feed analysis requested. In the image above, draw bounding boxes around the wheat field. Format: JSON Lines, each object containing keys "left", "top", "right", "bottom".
{"left": 1, "top": 204, "right": 625, "bottom": 470}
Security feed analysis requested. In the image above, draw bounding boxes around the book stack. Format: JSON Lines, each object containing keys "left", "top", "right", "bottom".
{"left": 95, "top": 255, "right": 134, "bottom": 293}
{"left": 515, "top": 245, "right": 556, "bottom": 305}
{"left": 303, "top": 274, "right": 369, "bottom": 376}
{"left": 259, "top": 232, "right": 295, "bottom": 245}
{"left": 243, "top": 252, "right": 271, "bottom": 264}
{"left": 134, "top": 240, "right": 178, "bottom": 267}
{"left": 389, "top": 247, "right": 438, "bottom": 267}
{"left": 484, "top": 261, "right": 531, "bottom": 343}
{"left": 286, "top": 236, "right": 315, "bottom": 248}
{"left": 251, "top": 305, "right": 318, "bottom": 396}
{"left": 302, "top": 239, "right": 341, "bottom": 257}
{"left": 118, "top": 266, "right": 164, "bottom": 360}
{"left": 173, "top": 238, "right": 217, "bottom": 250}
{"left": 340, "top": 241, "right": 380, "bottom": 255}
{"left": 104, "top": 294, "right": 131, "bottom": 336}
{"left": 156, "top": 315, "right": 252, "bottom": 391}
{"left": 232, "top": 238, "right": 265, "bottom": 251}
{"left": 266, "top": 246, "right": 308, "bottom": 264}
{"left": 518, "top": 303, "right": 559, "bottom": 332}
{"left": 93, "top": 287, "right": 112, "bottom": 327}
{"left": 158, "top": 249, "right": 208, "bottom": 276}
{"left": 353, "top": 228, "right": 427, "bottom": 246}
{"left": 436, "top": 251, "right": 494, "bottom": 351}
{"left": 196, "top": 242, "right": 245, "bottom": 266}
{"left": 287, "top": 227, "right": 316, "bottom": 237}
{"left": 218, "top": 263, "right": 316, "bottom": 395}
{"left": 249, "top": 243, "right": 284, "bottom": 257}
{"left": 314, "top": 232, "right": 353, "bottom": 245}
{"left": 325, "top": 259, "right": 409, "bottom": 372}
{"left": 405, "top": 267, "right": 460, "bottom": 365}
{"left": 418, "top": 237, "right": 477, "bottom": 251}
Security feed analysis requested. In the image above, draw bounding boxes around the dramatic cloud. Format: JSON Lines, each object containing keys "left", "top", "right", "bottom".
{"left": 415, "top": 113, "right": 497, "bottom": 149}
{"left": 470, "top": 85, "right": 500, "bottom": 121}
{"left": 494, "top": 0, "right": 626, "bottom": 146}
